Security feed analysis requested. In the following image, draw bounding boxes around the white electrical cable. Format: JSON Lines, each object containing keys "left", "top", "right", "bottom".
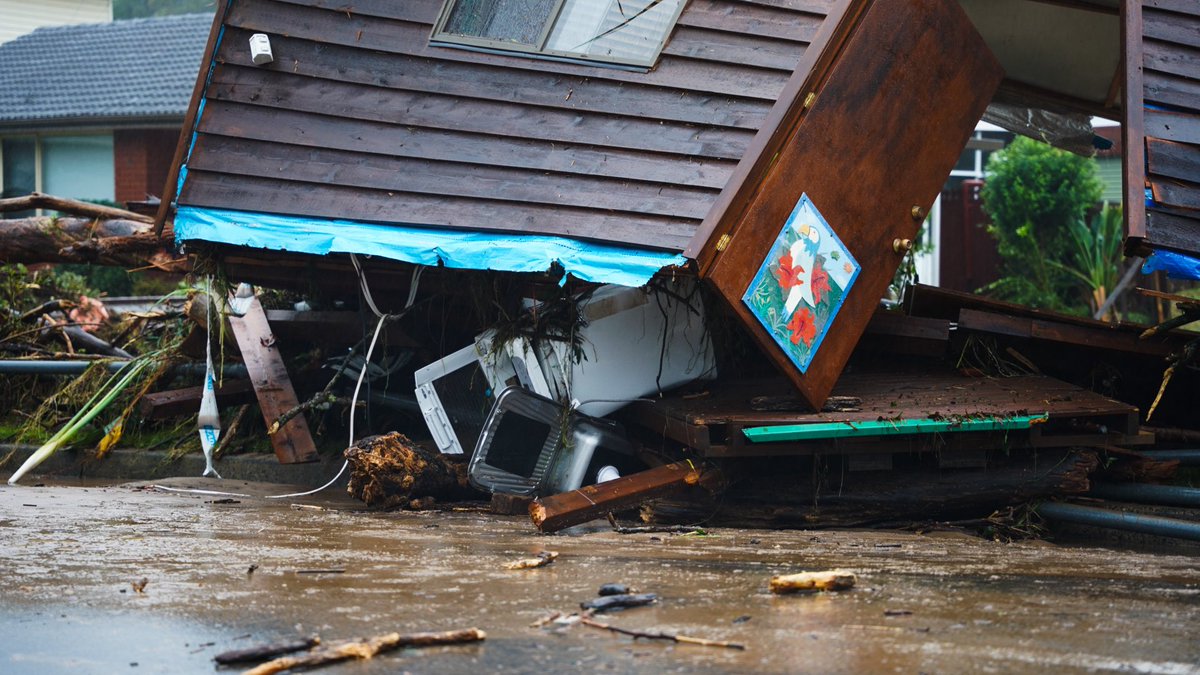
{"left": 262, "top": 311, "right": 386, "bottom": 500}
{"left": 156, "top": 262, "right": 423, "bottom": 502}
{"left": 262, "top": 261, "right": 423, "bottom": 500}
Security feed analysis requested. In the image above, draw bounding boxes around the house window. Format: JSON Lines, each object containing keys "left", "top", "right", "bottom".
{"left": 432, "top": 0, "right": 687, "bottom": 69}
{"left": 1, "top": 134, "right": 114, "bottom": 219}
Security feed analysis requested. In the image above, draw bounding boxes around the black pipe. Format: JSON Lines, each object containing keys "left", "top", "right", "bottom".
{"left": 1037, "top": 501, "right": 1200, "bottom": 542}
{"left": 1090, "top": 483, "right": 1200, "bottom": 508}
{"left": 1134, "top": 449, "right": 1200, "bottom": 466}
{"left": 0, "top": 360, "right": 248, "bottom": 378}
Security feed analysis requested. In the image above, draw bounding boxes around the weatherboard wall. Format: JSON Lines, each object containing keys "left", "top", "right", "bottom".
{"left": 167, "top": 0, "right": 837, "bottom": 254}
{"left": 1125, "top": 0, "right": 1200, "bottom": 258}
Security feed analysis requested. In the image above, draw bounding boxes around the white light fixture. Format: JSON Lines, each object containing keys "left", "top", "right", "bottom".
{"left": 249, "top": 33, "right": 273, "bottom": 65}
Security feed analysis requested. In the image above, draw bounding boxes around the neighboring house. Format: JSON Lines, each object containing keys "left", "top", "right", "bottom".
{"left": 0, "top": 0, "right": 112, "bottom": 45}
{"left": 0, "top": 13, "right": 212, "bottom": 214}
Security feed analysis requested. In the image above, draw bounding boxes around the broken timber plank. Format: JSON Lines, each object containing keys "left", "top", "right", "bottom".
{"left": 228, "top": 296, "right": 319, "bottom": 464}
{"left": 138, "top": 379, "right": 257, "bottom": 420}
{"left": 530, "top": 462, "right": 714, "bottom": 533}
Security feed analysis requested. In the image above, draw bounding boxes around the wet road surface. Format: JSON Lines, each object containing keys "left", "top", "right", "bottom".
{"left": 1, "top": 477, "right": 1198, "bottom": 674}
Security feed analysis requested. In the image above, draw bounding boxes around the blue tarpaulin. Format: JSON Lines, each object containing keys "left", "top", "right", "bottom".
{"left": 174, "top": 206, "right": 687, "bottom": 288}
{"left": 1142, "top": 249, "right": 1200, "bottom": 281}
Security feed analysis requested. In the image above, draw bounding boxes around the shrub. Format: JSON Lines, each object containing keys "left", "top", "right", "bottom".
{"left": 980, "top": 136, "right": 1103, "bottom": 312}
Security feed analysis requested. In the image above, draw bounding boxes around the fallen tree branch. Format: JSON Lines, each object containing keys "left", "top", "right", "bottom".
{"left": 0, "top": 213, "right": 185, "bottom": 271}
{"left": 241, "top": 628, "right": 486, "bottom": 675}
{"left": 578, "top": 617, "right": 745, "bottom": 651}
{"left": 0, "top": 192, "right": 152, "bottom": 222}
{"left": 267, "top": 392, "right": 349, "bottom": 436}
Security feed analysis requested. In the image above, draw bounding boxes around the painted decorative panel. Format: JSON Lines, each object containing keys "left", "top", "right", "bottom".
{"left": 742, "top": 194, "right": 860, "bottom": 373}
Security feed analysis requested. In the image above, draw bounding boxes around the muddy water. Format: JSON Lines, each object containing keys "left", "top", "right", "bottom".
{"left": 1, "top": 478, "right": 1198, "bottom": 674}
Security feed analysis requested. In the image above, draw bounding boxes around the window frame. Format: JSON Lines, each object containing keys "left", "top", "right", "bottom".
{"left": 1, "top": 131, "right": 115, "bottom": 218}
{"left": 429, "top": 0, "right": 688, "bottom": 70}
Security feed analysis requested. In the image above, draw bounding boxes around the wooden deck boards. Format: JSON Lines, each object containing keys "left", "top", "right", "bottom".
{"left": 622, "top": 368, "right": 1140, "bottom": 458}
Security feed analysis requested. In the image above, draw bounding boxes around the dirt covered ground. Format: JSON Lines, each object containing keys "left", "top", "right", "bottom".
{"left": 1, "top": 477, "right": 1198, "bottom": 674}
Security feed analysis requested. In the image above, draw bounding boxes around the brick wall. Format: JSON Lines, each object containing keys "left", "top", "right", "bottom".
{"left": 114, "top": 128, "right": 181, "bottom": 204}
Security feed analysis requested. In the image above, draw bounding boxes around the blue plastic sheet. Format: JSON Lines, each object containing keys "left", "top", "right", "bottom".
{"left": 1142, "top": 250, "right": 1200, "bottom": 281}
{"left": 174, "top": 206, "right": 687, "bottom": 288}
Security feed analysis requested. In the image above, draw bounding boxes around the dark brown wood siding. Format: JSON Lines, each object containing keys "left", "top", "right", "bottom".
{"left": 172, "top": 0, "right": 836, "bottom": 252}
{"left": 1126, "top": 0, "right": 1200, "bottom": 257}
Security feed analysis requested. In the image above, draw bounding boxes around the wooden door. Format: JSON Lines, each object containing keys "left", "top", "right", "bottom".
{"left": 688, "top": 0, "right": 1003, "bottom": 409}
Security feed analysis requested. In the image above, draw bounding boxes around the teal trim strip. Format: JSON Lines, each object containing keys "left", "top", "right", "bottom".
{"left": 174, "top": 206, "right": 687, "bottom": 288}
{"left": 742, "top": 413, "right": 1049, "bottom": 443}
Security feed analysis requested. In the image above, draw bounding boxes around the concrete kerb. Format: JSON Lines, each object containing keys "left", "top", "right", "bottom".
{"left": 0, "top": 444, "right": 349, "bottom": 487}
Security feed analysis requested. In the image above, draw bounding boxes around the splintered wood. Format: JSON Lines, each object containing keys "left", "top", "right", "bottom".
{"left": 241, "top": 628, "right": 485, "bottom": 675}
{"left": 769, "top": 570, "right": 857, "bottom": 594}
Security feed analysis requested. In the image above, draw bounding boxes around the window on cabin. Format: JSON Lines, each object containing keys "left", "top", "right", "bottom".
{"left": 433, "top": 0, "right": 687, "bottom": 69}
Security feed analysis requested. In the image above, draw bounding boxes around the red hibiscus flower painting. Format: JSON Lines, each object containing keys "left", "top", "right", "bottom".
{"left": 811, "top": 262, "right": 832, "bottom": 306}
{"left": 774, "top": 253, "right": 805, "bottom": 291}
{"left": 787, "top": 307, "right": 817, "bottom": 347}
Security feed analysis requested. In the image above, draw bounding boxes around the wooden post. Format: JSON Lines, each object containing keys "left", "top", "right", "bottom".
{"left": 529, "top": 461, "right": 715, "bottom": 533}
{"left": 228, "top": 296, "right": 319, "bottom": 464}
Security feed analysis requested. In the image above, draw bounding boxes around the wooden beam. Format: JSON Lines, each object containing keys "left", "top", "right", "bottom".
{"left": 138, "top": 379, "right": 257, "bottom": 420}
{"left": 228, "top": 296, "right": 319, "bottom": 464}
{"left": 529, "top": 461, "right": 716, "bottom": 533}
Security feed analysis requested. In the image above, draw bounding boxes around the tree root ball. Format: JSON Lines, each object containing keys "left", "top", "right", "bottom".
{"left": 344, "top": 432, "right": 482, "bottom": 509}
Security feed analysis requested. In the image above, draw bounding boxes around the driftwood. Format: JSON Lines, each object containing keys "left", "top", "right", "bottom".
{"left": 344, "top": 432, "right": 481, "bottom": 509}
{"left": 504, "top": 551, "right": 558, "bottom": 570}
{"left": 578, "top": 617, "right": 745, "bottom": 651}
{"left": 242, "top": 628, "right": 486, "bottom": 675}
{"left": 214, "top": 637, "right": 320, "bottom": 665}
{"left": 769, "top": 570, "right": 857, "bottom": 594}
{"left": 530, "top": 461, "right": 720, "bottom": 533}
{"left": 643, "top": 449, "right": 1100, "bottom": 529}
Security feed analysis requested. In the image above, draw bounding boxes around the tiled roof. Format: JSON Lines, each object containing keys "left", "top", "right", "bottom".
{"left": 0, "top": 13, "right": 212, "bottom": 127}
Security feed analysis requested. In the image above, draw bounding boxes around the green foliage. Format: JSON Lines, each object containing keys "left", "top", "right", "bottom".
{"left": 1047, "top": 203, "right": 1124, "bottom": 317}
{"left": 0, "top": 263, "right": 32, "bottom": 313}
{"left": 114, "top": 0, "right": 216, "bottom": 19}
{"left": 45, "top": 268, "right": 99, "bottom": 300}
{"left": 980, "top": 137, "right": 1104, "bottom": 312}
{"left": 55, "top": 264, "right": 130, "bottom": 297}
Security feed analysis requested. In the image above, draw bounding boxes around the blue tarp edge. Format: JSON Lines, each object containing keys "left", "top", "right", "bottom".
{"left": 174, "top": 206, "right": 687, "bottom": 288}
{"left": 1143, "top": 249, "right": 1200, "bottom": 281}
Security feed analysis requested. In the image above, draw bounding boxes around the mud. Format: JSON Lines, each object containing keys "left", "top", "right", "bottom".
{"left": 1, "top": 477, "right": 1198, "bottom": 674}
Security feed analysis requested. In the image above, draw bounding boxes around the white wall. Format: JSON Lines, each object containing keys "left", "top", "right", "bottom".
{"left": 0, "top": 0, "right": 112, "bottom": 44}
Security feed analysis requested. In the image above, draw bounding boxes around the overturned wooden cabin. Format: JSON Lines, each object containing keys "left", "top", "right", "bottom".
{"left": 154, "top": 0, "right": 1195, "bottom": 483}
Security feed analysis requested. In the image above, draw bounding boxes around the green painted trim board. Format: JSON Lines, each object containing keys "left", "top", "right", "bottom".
{"left": 742, "top": 413, "right": 1049, "bottom": 443}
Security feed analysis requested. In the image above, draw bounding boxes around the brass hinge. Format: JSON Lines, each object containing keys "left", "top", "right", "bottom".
{"left": 803, "top": 92, "right": 816, "bottom": 109}
{"left": 715, "top": 234, "right": 732, "bottom": 252}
